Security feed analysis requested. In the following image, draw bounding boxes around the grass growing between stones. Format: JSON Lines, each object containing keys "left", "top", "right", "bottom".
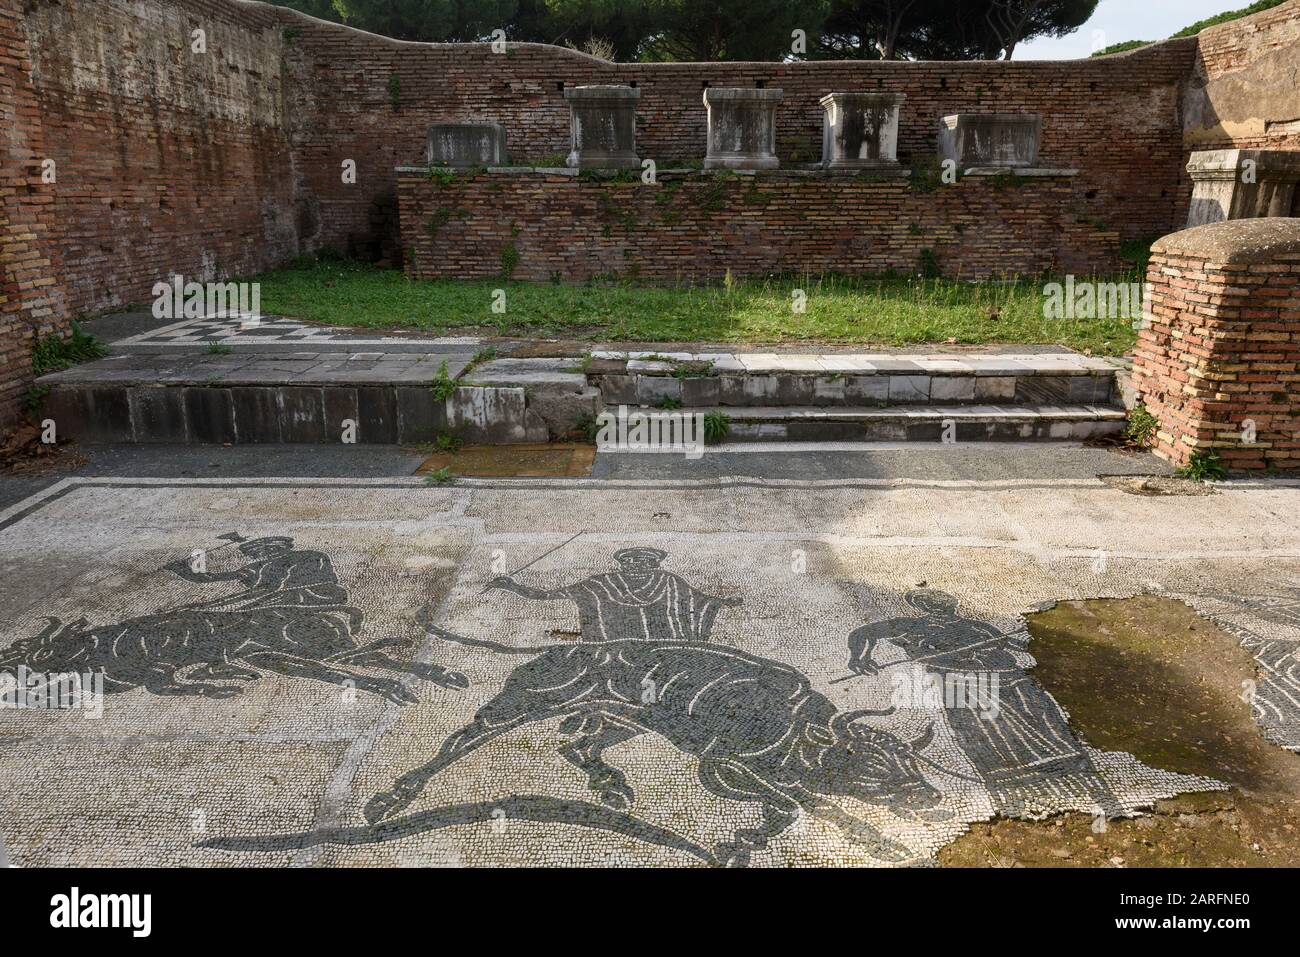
{"left": 249, "top": 259, "right": 1139, "bottom": 355}
{"left": 31, "top": 323, "right": 106, "bottom": 376}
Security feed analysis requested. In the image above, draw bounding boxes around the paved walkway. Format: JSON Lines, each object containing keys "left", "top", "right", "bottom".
{"left": 2, "top": 471, "right": 1296, "bottom": 866}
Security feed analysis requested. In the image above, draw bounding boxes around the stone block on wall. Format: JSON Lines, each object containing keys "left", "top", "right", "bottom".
{"left": 703, "top": 88, "right": 784, "bottom": 170}
{"left": 564, "top": 86, "right": 640, "bottom": 169}
{"left": 427, "top": 123, "right": 509, "bottom": 167}
{"left": 820, "top": 92, "right": 905, "bottom": 169}
{"left": 938, "top": 114, "right": 1041, "bottom": 169}
{"left": 1185, "top": 149, "right": 1300, "bottom": 227}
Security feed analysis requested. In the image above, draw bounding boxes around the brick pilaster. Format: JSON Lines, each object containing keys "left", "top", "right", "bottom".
{"left": 1133, "top": 218, "right": 1300, "bottom": 470}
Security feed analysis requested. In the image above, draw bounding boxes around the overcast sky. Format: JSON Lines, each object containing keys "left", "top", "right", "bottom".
{"left": 1016, "top": 0, "right": 1242, "bottom": 59}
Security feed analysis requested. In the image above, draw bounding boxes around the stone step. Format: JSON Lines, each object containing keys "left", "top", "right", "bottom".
{"left": 588, "top": 351, "right": 1123, "bottom": 409}
{"left": 34, "top": 353, "right": 598, "bottom": 445}
{"left": 591, "top": 349, "right": 1121, "bottom": 376}
{"left": 35, "top": 349, "right": 1126, "bottom": 446}
{"left": 36, "top": 381, "right": 533, "bottom": 445}
{"left": 603, "top": 404, "right": 1127, "bottom": 443}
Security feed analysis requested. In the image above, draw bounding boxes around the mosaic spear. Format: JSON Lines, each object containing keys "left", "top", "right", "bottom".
{"left": 478, "top": 531, "right": 582, "bottom": 594}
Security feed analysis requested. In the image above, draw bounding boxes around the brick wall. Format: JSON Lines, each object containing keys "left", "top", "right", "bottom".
{"left": 16, "top": 0, "right": 1299, "bottom": 308}
{"left": 0, "top": 0, "right": 66, "bottom": 426}
{"left": 1185, "top": 0, "right": 1300, "bottom": 152}
{"left": 398, "top": 169, "right": 1120, "bottom": 282}
{"left": 1133, "top": 219, "right": 1300, "bottom": 471}
{"left": 280, "top": 10, "right": 1195, "bottom": 259}
{"left": 21, "top": 0, "right": 305, "bottom": 318}
{"left": 4, "top": 0, "right": 1300, "bottom": 431}
{"left": 1181, "top": 0, "right": 1300, "bottom": 218}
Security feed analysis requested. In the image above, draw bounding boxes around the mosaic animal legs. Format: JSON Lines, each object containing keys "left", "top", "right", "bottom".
{"left": 240, "top": 650, "right": 419, "bottom": 704}
{"left": 138, "top": 664, "right": 244, "bottom": 699}
{"left": 557, "top": 718, "right": 641, "bottom": 809}
{"left": 365, "top": 708, "right": 564, "bottom": 823}
{"left": 697, "top": 758, "right": 803, "bottom": 867}
{"left": 338, "top": 650, "right": 469, "bottom": 691}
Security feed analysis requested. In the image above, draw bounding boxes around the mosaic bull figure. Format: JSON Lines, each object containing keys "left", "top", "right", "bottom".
{"left": 365, "top": 624, "right": 945, "bottom": 866}
{"left": 0, "top": 536, "right": 466, "bottom": 704}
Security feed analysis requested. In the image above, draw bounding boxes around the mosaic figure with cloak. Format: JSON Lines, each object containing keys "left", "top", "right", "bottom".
{"left": 488, "top": 547, "right": 740, "bottom": 643}
{"left": 846, "top": 588, "right": 1121, "bottom": 819}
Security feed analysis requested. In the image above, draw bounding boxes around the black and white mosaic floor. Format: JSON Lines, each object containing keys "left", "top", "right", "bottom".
{"left": 2, "top": 476, "right": 1298, "bottom": 867}
{"left": 113, "top": 316, "right": 482, "bottom": 350}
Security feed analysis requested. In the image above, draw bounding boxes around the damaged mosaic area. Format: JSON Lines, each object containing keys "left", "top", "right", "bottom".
{"left": 1169, "top": 588, "right": 1300, "bottom": 753}
{"left": 2, "top": 477, "right": 1298, "bottom": 867}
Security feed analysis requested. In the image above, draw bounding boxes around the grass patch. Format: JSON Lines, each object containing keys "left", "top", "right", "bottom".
{"left": 26, "top": 384, "right": 51, "bottom": 414}
{"left": 1125, "top": 403, "right": 1159, "bottom": 448}
{"left": 1119, "top": 236, "right": 1159, "bottom": 277}
{"left": 464, "top": 345, "right": 498, "bottom": 375}
{"left": 499, "top": 242, "right": 520, "bottom": 279}
{"left": 31, "top": 323, "right": 107, "bottom": 376}
{"left": 246, "top": 259, "right": 1141, "bottom": 355}
{"left": 1091, "top": 39, "right": 1150, "bottom": 56}
{"left": 575, "top": 412, "right": 601, "bottom": 443}
{"left": 1177, "top": 450, "right": 1228, "bottom": 482}
{"left": 433, "top": 432, "right": 462, "bottom": 454}
{"left": 671, "top": 359, "right": 715, "bottom": 379}
{"left": 430, "top": 360, "right": 457, "bottom": 401}
{"left": 703, "top": 411, "right": 730, "bottom": 444}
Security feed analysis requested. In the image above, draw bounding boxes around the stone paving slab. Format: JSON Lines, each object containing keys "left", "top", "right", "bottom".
{"left": 5, "top": 476, "right": 1300, "bottom": 866}
{"left": 676, "top": 405, "right": 1127, "bottom": 420}
{"left": 37, "top": 352, "right": 472, "bottom": 387}
{"left": 662, "top": 405, "right": 1126, "bottom": 443}
{"left": 591, "top": 350, "right": 1118, "bottom": 376}
{"left": 599, "top": 366, "right": 1116, "bottom": 409}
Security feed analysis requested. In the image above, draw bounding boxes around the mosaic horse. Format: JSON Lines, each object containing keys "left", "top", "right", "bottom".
{"left": 1, "top": 536, "right": 467, "bottom": 704}
{"left": 364, "top": 624, "right": 945, "bottom": 866}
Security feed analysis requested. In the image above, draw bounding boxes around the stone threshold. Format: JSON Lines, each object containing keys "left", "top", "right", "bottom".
{"left": 36, "top": 351, "right": 474, "bottom": 387}
{"left": 590, "top": 350, "right": 1122, "bottom": 376}
{"left": 35, "top": 348, "right": 1125, "bottom": 447}
{"left": 660, "top": 404, "right": 1127, "bottom": 443}
{"left": 634, "top": 404, "right": 1126, "bottom": 421}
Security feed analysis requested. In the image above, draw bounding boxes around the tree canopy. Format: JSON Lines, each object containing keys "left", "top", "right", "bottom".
{"left": 1091, "top": 0, "right": 1287, "bottom": 56}
{"left": 273, "top": 0, "right": 1102, "bottom": 61}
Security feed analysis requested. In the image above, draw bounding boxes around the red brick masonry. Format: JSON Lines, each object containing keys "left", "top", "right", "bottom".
{"left": 0, "top": 0, "right": 65, "bottom": 425}
{"left": 1134, "top": 218, "right": 1300, "bottom": 470}
{"left": 399, "top": 168, "right": 1120, "bottom": 282}
{"left": 2, "top": 0, "right": 1299, "bottom": 429}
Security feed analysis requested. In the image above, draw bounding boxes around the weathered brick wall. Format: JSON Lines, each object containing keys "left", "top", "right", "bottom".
{"left": 21, "top": 0, "right": 306, "bottom": 318}
{"left": 1133, "top": 219, "right": 1300, "bottom": 471}
{"left": 1185, "top": 0, "right": 1300, "bottom": 152}
{"left": 281, "top": 10, "right": 1195, "bottom": 257}
{"left": 5, "top": 0, "right": 1299, "bottom": 431}
{"left": 1181, "top": 0, "right": 1300, "bottom": 218}
{"left": 398, "top": 169, "right": 1121, "bottom": 282}
{"left": 0, "top": 0, "right": 66, "bottom": 427}
{"left": 18, "top": 0, "right": 1298, "bottom": 313}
